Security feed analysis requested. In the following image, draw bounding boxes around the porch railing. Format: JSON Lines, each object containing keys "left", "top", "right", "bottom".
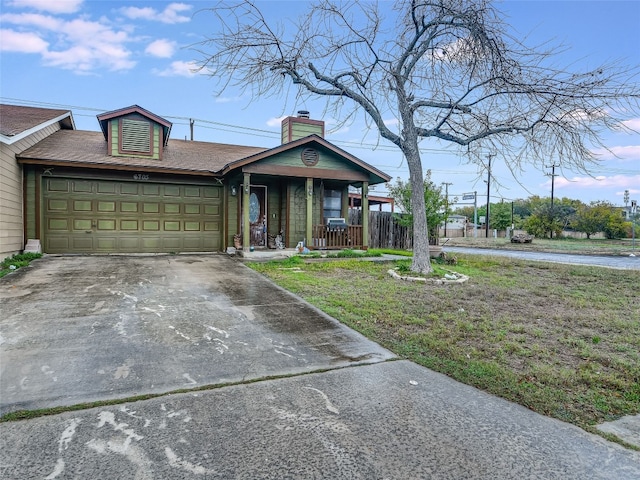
{"left": 312, "top": 225, "right": 363, "bottom": 249}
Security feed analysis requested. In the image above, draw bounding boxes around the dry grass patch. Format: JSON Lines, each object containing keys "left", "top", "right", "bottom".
{"left": 249, "top": 255, "right": 640, "bottom": 431}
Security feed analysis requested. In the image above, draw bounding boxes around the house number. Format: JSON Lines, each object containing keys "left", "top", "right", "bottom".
{"left": 133, "top": 174, "right": 150, "bottom": 180}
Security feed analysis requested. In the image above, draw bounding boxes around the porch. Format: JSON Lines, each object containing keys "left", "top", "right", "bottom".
{"left": 311, "top": 224, "right": 363, "bottom": 250}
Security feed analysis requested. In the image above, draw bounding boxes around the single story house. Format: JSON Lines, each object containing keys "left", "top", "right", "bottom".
{"left": 0, "top": 104, "right": 390, "bottom": 259}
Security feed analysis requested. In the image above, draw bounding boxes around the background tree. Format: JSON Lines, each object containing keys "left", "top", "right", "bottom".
{"left": 524, "top": 204, "right": 563, "bottom": 239}
{"left": 196, "top": 0, "right": 640, "bottom": 273}
{"left": 573, "top": 203, "right": 607, "bottom": 239}
{"left": 387, "top": 170, "right": 449, "bottom": 244}
{"left": 488, "top": 202, "right": 512, "bottom": 231}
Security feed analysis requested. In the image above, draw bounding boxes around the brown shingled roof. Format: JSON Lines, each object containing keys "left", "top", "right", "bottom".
{"left": 0, "top": 104, "right": 73, "bottom": 137}
{"left": 16, "top": 130, "right": 268, "bottom": 175}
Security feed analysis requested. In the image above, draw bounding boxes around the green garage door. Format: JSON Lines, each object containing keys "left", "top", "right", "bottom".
{"left": 43, "top": 178, "right": 222, "bottom": 253}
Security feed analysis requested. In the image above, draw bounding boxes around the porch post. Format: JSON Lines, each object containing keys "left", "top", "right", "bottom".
{"left": 242, "top": 172, "right": 251, "bottom": 249}
{"left": 306, "top": 177, "right": 313, "bottom": 247}
{"left": 362, "top": 182, "right": 369, "bottom": 249}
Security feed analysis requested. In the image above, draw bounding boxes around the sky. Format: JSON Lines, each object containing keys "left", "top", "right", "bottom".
{"left": 1, "top": 0, "right": 639, "bottom": 210}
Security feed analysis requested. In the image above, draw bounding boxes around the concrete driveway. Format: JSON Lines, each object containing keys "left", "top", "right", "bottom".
{"left": 1, "top": 255, "right": 639, "bottom": 479}
{"left": 0, "top": 255, "right": 393, "bottom": 414}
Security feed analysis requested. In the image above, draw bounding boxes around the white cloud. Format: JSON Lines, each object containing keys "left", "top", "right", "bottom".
{"left": 0, "top": 11, "right": 135, "bottom": 72}
{"left": 266, "top": 116, "right": 287, "bottom": 127}
{"left": 592, "top": 145, "right": 640, "bottom": 161}
{"left": 0, "top": 29, "right": 48, "bottom": 53}
{"left": 384, "top": 118, "right": 399, "bottom": 127}
{"left": 6, "top": 0, "right": 83, "bottom": 14}
{"left": 145, "top": 39, "right": 176, "bottom": 58}
{"left": 214, "top": 96, "right": 243, "bottom": 104}
{"left": 552, "top": 174, "right": 640, "bottom": 190}
{"left": 120, "top": 3, "right": 192, "bottom": 24}
{"left": 621, "top": 118, "right": 640, "bottom": 131}
{"left": 153, "top": 60, "right": 198, "bottom": 77}
{"left": 0, "top": 12, "right": 64, "bottom": 30}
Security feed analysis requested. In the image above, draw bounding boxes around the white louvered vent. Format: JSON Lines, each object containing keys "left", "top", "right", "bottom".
{"left": 122, "top": 118, "right": 151, "bottom": 153}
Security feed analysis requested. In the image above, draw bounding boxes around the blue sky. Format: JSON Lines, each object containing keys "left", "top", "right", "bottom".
{"left": 1, "top": 0, "right": 639, "bottom": 208}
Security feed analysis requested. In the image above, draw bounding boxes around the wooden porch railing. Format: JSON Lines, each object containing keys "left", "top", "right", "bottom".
{"left": 312, "top": 225, "right": 363, "bottom": 249}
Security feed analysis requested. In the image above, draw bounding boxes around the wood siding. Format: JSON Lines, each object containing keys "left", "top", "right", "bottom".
{"left": 109, "top": 117, "right": 162, "bottom": 160}
{"left": 1, "top": 122, "right": 61, "bottom": 259}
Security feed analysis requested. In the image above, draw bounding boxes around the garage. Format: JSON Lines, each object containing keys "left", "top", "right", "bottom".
{"left": 43, "top": 177, "right": 222, "bottom": 254}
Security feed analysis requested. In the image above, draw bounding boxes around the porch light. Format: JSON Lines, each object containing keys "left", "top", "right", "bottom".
{"left": 244, "top": 183, "right": 250, "bottom": 194}
{"left": 230, "top": 185, "right": 237, "bottom": 196}
{"left": 308, "top": 185, "right": 313, "bottom": 197}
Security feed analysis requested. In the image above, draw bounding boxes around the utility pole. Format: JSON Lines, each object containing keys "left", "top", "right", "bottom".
{"left": 190, "top": 118, "right": 195, "bottom": 141}
{"left": 547, "top": 163, "right": 558, "bottom": 238}
{"left": 441, "top": 182, "right": 452, "bottom": 237}
{"left": 485, "top": 154, "right": 494, "bottom": 238}
{"left": 546, "top": 164, "right": 559, "bottom": 238}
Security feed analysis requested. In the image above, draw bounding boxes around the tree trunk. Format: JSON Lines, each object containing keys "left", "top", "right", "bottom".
{"left": 403, "top": 141, "right": 432, "bottom": 274}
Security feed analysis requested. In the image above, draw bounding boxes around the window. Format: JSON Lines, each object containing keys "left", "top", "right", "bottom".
{"left": 323, "top": 189, "right": 342, "bottom": 223}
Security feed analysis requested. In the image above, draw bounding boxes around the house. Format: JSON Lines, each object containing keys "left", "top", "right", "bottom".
{"left": 0, "top": 104, "right": 390, "bottom": 259}
{"left": 0, "top": 105, "right": 76, "bottom": 259}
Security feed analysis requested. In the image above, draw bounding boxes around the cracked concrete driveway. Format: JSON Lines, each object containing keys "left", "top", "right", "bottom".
{"left": 0, "top": 255, "right": 393, "bottom": 415}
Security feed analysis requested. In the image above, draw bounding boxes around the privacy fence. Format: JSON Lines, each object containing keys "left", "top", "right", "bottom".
{"left": 348, "top": 210, "right": 413, "bottom": 250}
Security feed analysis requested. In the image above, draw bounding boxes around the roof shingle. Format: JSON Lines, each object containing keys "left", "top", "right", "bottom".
{"left": 17, "top": 130, "right": 268, "bottom": 174}
{"left": 0, "top": 104, "right": 72, "bottom": 137}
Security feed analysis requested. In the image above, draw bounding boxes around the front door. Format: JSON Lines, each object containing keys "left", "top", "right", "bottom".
{"left": 248, "top": 186, "right": 267, "bottom": 247}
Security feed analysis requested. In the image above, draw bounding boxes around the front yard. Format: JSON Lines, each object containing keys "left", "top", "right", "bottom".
{"left": 249, "top": 254, "right": 640, "bottom": 446}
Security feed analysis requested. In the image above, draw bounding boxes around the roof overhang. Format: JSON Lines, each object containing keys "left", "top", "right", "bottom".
{"left": 220, "top": 135, "right": 391, "bottom": 185}
{"left": 0, "top": 111, "right": 74, "bottom": 145}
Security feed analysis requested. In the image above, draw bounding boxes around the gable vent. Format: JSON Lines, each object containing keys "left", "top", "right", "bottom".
{"left": 122, "top": 118, "right": 151, "bottom": 153}
{"left": 301, "top": 147, "right": 319, "bottom": 166}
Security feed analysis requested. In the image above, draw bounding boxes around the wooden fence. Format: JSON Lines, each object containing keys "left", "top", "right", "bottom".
{"left": 349, "top": 209, "right": 413, "bottom": 250}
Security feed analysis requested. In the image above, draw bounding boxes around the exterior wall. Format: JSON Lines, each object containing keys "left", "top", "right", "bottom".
{"left": 281, "top": 117, "right": 324, "bottom": 143}
{"left": 260, "top": 147, "right": 362, "bottom": 174}
{"left": 0, "top": 122, "right": 61, "bottom": 260}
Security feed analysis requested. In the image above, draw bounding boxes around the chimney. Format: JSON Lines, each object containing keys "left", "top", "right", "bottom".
{"left": 281, "top": 111, "right": 324, "bottom": 144}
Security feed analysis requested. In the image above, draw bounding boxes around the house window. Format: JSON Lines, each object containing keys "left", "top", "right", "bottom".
{"left": 323, "top": 189, "right": 342, "bottom": 223}
{"left": 120, "top": 118, "right": 152, "bottom": 154}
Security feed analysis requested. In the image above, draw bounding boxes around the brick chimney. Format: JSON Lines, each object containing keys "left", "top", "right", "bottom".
{"left": 281, "top": 110, "right": 324, "bottom": 144}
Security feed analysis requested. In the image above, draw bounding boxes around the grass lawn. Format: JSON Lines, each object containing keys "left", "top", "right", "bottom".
{"left": 249, "top": 253, "right": 640, "bottom": 444}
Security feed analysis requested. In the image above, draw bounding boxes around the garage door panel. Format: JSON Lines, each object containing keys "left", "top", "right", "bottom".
{"left": 48, "top": 218, "right": 69, "bottom": 230}
{"left": 162, "top": 237, "right": 182, "bottom": 249}
{"left": 121, "top": 220, "right": 138, "bottom": 230}
{"left": 73, "top": 200, "right": 92, "bottom": 212}
{"left": 48, "top": 199, "right": 67, "bottom": 211}
{"left": 119, "top": 237, "right": 140, "bottom": 250}
{"left": 73, "top": 219, "right": 92, "bottom": 231}
{"left": 71, "top": 236, "right": 94, "bottom": 250}
{"left": 43, "top": 178, "right": 222, "bottom": 254}
{"left": 73, "top": 181, "right": 92, "bottom": 193}
{"left": 96, "top": 237, "right": 117, "bottom": 250}
{"left": 142, "top": 237, "right": 162, "bottom": 249}
{"left": 121, "top": 202, "right": 138, "bottom": 213}
{"left": 97, "top": 182, "right": 116, "bottom": 194}
{"left": 164, "top": 221, "right": 180, "bottom": 231}
{"left": 47, "top": 237, "right": 69, "bottom": 251}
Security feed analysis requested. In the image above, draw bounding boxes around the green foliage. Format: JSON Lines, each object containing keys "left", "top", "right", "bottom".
{"left": 488, "top": 202, "right": 512, "bottom": 230}
{"left": 573, "top": 201, "right": 627, "bottom": 239}
{"left": 0, "top": 253, "right": 42, "bottom": 278}
{"left": 386, "top": 170, "right": 450, "bottom": 240}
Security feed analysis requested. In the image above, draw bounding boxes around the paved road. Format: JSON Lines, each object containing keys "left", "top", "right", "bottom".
{"left": 444, "top": 246, "right": 640, "bottom": 270}
{"left": 1, "top": 255, "right": 639, "bottom": 479}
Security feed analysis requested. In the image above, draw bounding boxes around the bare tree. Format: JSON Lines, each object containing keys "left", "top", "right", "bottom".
{"left": 194, "top": 0, "right": 639, "bottom": 273}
